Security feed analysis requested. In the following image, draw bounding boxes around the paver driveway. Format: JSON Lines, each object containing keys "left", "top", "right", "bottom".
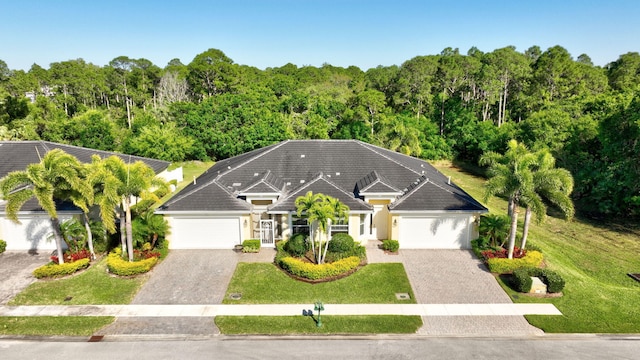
{"left": 98, "top": 249, "right": 275, "bottom": 336}
{"left": 400, "top": 249, "right": 543, "bottom": 336}
{"left": 0, "top": 251, "right": 51, "bottom": 305}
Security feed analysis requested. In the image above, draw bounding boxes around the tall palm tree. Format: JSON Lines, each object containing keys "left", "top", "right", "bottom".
{"left": 520, "top": 150, "right": 574, "bottom": 250}
{"left": 479, "top": 140, "right": 538, "bottom": 259}
{"left": 323, "top": 195, "right": 350, "bottom": 262}
{"left": 295, "top": 191, "right": 323, "bottom": 262}
{"left": 0, "top": 149, "right": 84, "bottom": 264}
{"left": 101, "top": 155, "right": 165, "bottom": 261}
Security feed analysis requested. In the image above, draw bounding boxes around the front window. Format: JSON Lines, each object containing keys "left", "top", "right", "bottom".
{"left": 292, "top": 216, "right": 309, "bottom": 235}
{"left": 330, "top": 217, "right": 348, "bottom": 236}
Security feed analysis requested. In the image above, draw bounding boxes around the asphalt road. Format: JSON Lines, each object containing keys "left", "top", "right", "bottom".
{"left": 1, "top": 336, "right": 639, "bottom": 360}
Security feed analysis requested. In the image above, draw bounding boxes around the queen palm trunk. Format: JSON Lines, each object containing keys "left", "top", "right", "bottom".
{"left": 507, "top": 203, "right": 519, "bottom": 259}
{"left": 83, "top": 214, "right": 96, "bottom": 259}
{"left": 124, "top": 198, "right": 134, "bottom": 261}
{"left": 521, "top": 207, "right": 533, "bottom": 251}
{"left": 50, "top": 217, "right": 65, "bottom": 264}
{"left": 119, "top": 208, "right": 127, "bottom": 255}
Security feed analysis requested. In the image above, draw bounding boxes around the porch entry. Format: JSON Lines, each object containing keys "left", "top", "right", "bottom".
{"left": 259, "top": 219, "right": 275, "bottom": 247}
{"left": 369, "top": 199, "right": 391, "bottom": 240}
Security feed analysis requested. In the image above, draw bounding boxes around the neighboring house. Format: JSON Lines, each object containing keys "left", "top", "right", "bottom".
{"left": 0, "top": 141, "right": 178, "bottom": 252}
{"left": 157, "top": 140, "right": 487, "bottom": 250}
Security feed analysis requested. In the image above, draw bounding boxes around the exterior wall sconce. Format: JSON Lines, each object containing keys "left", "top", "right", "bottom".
{"left": 393, "top": 218, "right": 398, "bottom": 227}
{"left": 243, "top": 219, "right": 248, "bottom": 228}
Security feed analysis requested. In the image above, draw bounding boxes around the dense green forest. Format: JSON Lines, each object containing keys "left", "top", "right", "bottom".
{"left": 0, "top": 46, "right": 639, "bottom": 218}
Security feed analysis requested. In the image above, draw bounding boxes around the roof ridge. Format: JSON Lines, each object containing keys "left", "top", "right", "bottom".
{"left": 388, "top": 175, "right": 430, "bottom": 209}
{"left": 161, "top": 177, "right": 225, "bottom": 207}
{"left": 215, "top": 141, "right": 288, "bottom": 180}
{"left": 268, "top": 173, "right": 370, "bottom": 211}
{"left": 355, "top": 142, "right": 423, "bottom": 177}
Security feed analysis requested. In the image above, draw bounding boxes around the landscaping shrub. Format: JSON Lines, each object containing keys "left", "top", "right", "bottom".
{"left": 511, "top": 267, "right": 565, "bottom": 293}
{"left": 33, "top": 258, "right": 90, "bottom": 279}
{"left": 512, "top": 268, "right": 534, "bottom": 292}
{"left": 327, "top": 233, "right": 355, "bottom": 253}
{"left": 486, "top": 250, "right": 543, "bottom": 274}
{"left": 50, "top": 249, "right": 91, "bottom": 264}
{"left": 284, "top": 233, "right": 308, "bottom": 257}
{"left": 0, "top": 239, "right": 6, "bottom": 254}
{"left": 242, "top": 239, "right": 261, "bottom": 253}
{"left": 106, "top": 248, "right": 158, "bottom": 276}
{"left": 382, "top": 240, "right": 400, "bottom": 252}
{"left": 277, "top": 256, "right": 361, "bottom": 280}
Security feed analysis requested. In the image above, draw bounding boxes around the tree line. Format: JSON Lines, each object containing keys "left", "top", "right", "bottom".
{"left": 0, "top": 46, "right": 639, "bottom": 218}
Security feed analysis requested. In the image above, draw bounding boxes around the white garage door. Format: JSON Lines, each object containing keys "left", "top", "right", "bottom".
{"left": 168, "top": 217, "right": 240, "bottom": 249}
{"left": 399, "top": 215, "right": 471, "bottom": 249}
{"left": 1, "top": 214, "right": 76, "bottom": 251}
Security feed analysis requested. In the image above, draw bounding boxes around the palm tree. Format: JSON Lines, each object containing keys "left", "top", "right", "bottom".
{"left": 294, "top": 192, "right": 349, "bottom": 264}
{"left": 479, "top": 140, "right": 538, "bottom": 259}
{"left": 0, "top": 149, "right": 84, "bottom": 264}
{"left": 101, "top": 155, "right": 165, "bottom": 261}
{"left": 520, "top": 150, "right": 574, "bottom": 250}
{"left": 479, "top": 213, "right": 510, "bottom": 248}
{"left": 295, "top": 191, "right": 323, "bottom": 262}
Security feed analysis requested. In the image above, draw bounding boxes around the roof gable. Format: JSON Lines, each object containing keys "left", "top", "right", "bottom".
{"left": 268, "top": 174, "right": 372, "bottom": 213}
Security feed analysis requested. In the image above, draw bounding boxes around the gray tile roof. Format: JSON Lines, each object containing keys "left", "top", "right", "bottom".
{"left": 160, "top": 140, "right": 487, "bottom": 214}
{"left": 0, "top": 141, "right": 170, "bottom": 214}
{"left": 0, "top": 141, "right": 170, "bottom": 178}
{"left": 268, "top": 174, "right": 373, "bottom": 213}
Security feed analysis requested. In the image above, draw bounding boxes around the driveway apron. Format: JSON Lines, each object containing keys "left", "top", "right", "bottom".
{"left": 98, "top": 249, "right": 241, "bottom": 336}
{"left": 0, "top": 251, "right": 51, "bottom": 305}
{"left": 366, "top": 244, "right": 543, "bottom": 336}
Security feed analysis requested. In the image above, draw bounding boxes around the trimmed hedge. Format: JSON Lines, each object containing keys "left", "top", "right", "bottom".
{"left": 33, "top": 258, "right": 90, "bottom": 279}
{"left": 486, "top": 250, "right": 544, "bottom": 274}
{"left": 328, "top": 233, "right": 355, "bottom": 253}
{"left": 512, "top": 267, "right": 565, "bottom": 293}
{"left": 382, "top": 239, "right": 400, "bottom": 252}
{"left": 283, "top": 234, "right": 308, "bottom": 257}
{"left": 0, "top": 239, "right": 6, "bottom": 254}
{"left": 277, "top": 256, "right": 361, "bottom": 280}
{"left": 242, "top": 239, "right": 261, "bottom": 253}
{"left": 107, "top": 249, "right": 158, "bottom": 276}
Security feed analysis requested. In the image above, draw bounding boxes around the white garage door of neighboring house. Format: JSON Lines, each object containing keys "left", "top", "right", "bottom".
{"left": 399, "top": 215, "right": 472, "bottom": 249}
{"left": 169, "top": 217, "right": 240, "bottom": 249}
{"left": 1, "top": 214, "right": 76, "bottom": 251}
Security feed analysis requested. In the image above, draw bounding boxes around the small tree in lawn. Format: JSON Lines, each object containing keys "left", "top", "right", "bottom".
{"left": 295, "top": 191, "right": 349, "bottom": 264}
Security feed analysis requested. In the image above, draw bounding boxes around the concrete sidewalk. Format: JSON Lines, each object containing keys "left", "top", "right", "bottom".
{"left": 0, "top": 303, "right": 561, "bottom": 317}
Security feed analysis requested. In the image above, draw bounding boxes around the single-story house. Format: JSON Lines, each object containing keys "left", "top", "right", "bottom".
{"left": 157, "top": 140, "right": 487, "bottom": 250}
{"left": 0, "top": 141, "right": 179, "bottom": 252}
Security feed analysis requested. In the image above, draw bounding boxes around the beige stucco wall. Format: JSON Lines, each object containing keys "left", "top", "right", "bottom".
{"left": 390, "top": 214, "right": 400, "bottom": 240}
{"left": 240, "top": 214, "right": 252, "bottom": 240}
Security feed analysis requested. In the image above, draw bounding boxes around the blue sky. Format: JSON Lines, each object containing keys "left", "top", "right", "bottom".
{"left": 1, "top": 0, "right": 638, "bottom": 71}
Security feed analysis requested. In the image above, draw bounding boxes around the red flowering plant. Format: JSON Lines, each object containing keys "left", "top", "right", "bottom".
{"left": 132, "top": 249, "right": 161, "bottom": 261}
{"left": 50, "top": 249, "right": 91, "bottom": 264}
{"left": 481, "top": 247, "right": 526, "bottom": 260}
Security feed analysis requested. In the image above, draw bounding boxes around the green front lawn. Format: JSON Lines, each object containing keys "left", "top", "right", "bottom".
{"left": 216, "top": 315, "right": 423, "bottom": 335}
{"left": 0, "top": 317, "right": 113, "bottom": 336}
{"left": 9, "top": 257, "right": 145, "bottom": 305}
{"left": 223, "top": 263, "right": 415, "bottom": 304}
{"left": 433, "top": 161, "right": 640, "bottom": 333}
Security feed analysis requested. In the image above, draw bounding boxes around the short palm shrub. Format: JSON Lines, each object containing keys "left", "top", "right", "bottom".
{"left": 107, "top": 248, "right": 158, "bottom": 276}
{"left": 33, "top": 258, "right": 90, "bottom": 279}
{"left": 0, "top": 239, "right": 6, "bottom": 254}
{"left": 284, "top": 233, "right": 308, "bottom": 257}
{"left": 242, "top": 239, "right": 261, "bottom": 253}
{"left": 382, "top": 240, "right": 400, "bottom": 252}
{"left": 512, "top": 267, "right": 565, "bottom": 293}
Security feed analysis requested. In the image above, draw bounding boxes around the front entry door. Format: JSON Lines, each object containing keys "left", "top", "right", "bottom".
{"left": 260, "top": 220, "right": 275, "bottom": 247}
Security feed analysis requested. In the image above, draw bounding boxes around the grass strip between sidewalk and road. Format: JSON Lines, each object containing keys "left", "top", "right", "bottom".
{"left": 216, "top": 315, "right": 423, "bottom": 335}
{"left": 223, "top": 262, "right": 416, "bottom": 304}
{"left": 0, "top": 317, "right": 114, "bottom": 336}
